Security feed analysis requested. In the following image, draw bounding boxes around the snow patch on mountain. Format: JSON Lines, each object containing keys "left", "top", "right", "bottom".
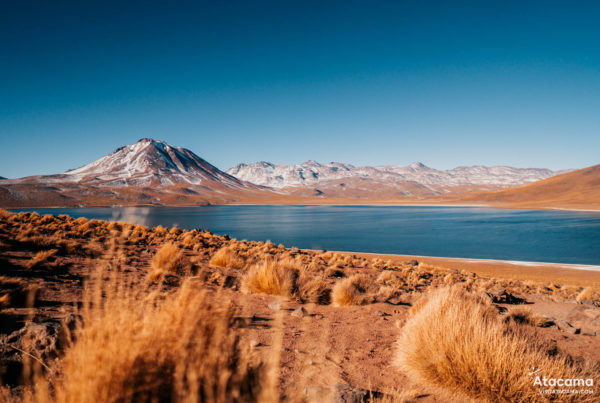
{"left": 227, "top": 160, "right": 561, "bottom": 189}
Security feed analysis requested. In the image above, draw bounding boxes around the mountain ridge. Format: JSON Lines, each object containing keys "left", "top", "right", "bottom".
{"left": 226, "top": 160, "right": 561, "bottom": 191}
{"left": 0, "top": 139, "right": 595, "bottom": 209}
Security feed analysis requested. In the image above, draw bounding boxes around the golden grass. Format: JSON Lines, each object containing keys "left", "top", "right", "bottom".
{"left": 331, "top": 274, "right": 373, "bottom": 306}
{"left": 396, "top": 287, "right": 599, "bottom": 402}
{"left": 295, "top": 273, "right": 330, "bottom": 304}
{"left": 209, "top": 246, "right": 246, "bottom": 269}
{"left": 150, "top": 242, "right": 192, "bottom": 279}
{"left": 25, "top": 249, "right": 58, "bottom": 270}
{"left": 28, "top": 270, "right": 276, "bottom": 403}
{"left": 576, "top": 287, "right": 596, "bottom": 302}
{"left": 242, "top": 258, "right": 296, "bottom": 297}
{"left": 504, "top": 306, "right": 548, "bottom": 327}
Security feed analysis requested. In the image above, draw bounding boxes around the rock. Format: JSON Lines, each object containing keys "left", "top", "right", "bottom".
{"left": 581, "top": 327, "right": 596, "bottom": 336}
{"left": 556, "top": 320, "right": 580, "bottom": 335}
{"left": 538, "top": 317, "right": 555, "bottom": 328}
{"left": 583, "top": 309, "right": 600, "bottom": 320}
{"left": 304, "top": 384, "right": 385, "bottom": 403}
{"left": 487, "top": 288, "right": 526, "bottom": 304}
{"left": 249, "top": 340, "right": 261, "bottom": 348}
{"left": 291, "top": 307, "right": 307, "bottom": 318}
{"left": 566, "top": 305, "right": 600, "bottom": 332}
{"left": 579, "top": 299, "right": 597, "bottom": 307}
{"left": 373, "top": 310, "right": 391, "bottom": 317}
{"left": 268, "top": 300, "right": 281, "bottom": 310}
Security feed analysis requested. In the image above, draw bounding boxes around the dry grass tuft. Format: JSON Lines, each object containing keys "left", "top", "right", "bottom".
{"left": 210, "top": 246, "right": 246, "bottom": 270}
{"left": 576, "top": 287, "right": 596, "bottom": 302}
{"left": 331, "top": 274, "right": 373, "bottom": 306}
{"left": 504, "top": 306, "right": 548, "bottom": 327}
{"left": 242, "top": 259, "right": 296, "bottom": 297}
{"left": 25, "top": 249, "right": 58, "bottom": 270}
{"left": 296, "top": 273, "right": 331, "bottom": 305}
{"left": 150, "top": 242, "right": 192, "bottom": 279}
{"left": 396, "top": 287, "right": 598, "bottom": 402}
{"left": 29, "top": 271, "right": 276, "bottom": 403}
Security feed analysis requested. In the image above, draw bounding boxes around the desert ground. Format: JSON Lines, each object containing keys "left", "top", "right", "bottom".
{"left": 1, "top": 209, "right": 599, "bottom": 402}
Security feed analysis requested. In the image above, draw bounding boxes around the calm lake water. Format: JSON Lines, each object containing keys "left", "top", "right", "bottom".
{"left": 10, "top": 206, "right": 600, "bottom": 265}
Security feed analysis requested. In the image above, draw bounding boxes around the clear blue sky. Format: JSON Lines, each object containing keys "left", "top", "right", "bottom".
{"left": 1, "top": 0, "right": 599, "bottom": 178}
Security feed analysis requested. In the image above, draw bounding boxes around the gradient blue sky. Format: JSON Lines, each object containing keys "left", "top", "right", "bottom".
{"left": 1, "top": 0, "right": 599, "bottom": 178}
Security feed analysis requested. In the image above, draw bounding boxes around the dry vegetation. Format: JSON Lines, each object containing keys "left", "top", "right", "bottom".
{"left": 150, "top": 241, "right": 192, "bottom": 280}
{"left": 397, "top": 287, "right": 599, "bottom": 402}
{"left": 31, "top": 274, "right": 274, "bottom": 403}
{"left": 0, "top": 209, "right": 599, "bottom": 401}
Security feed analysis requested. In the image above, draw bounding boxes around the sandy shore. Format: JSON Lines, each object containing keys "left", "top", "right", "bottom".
{"left": 333, "top": 250, "right": 600, "bottom": 288}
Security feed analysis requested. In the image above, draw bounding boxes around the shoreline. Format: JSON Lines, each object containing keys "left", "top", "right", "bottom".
{"left": 320, "top": 249, "right": 600, "bottom": 272}
{"left": 6, "top": 202, "right": 600, "bottom": 212}
{"left": 5, "top": 207, "right": 600, "bottom": 287}
{"left": 330, "top": 250, "right": 600, "bottom": 288}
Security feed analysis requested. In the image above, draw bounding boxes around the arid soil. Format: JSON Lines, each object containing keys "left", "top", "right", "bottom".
{"left": 1, "top": 210, "right": 599, "bottom": 401}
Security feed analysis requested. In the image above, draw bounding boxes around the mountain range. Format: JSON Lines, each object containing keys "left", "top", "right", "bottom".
{"left": 227, "top": 160, "right": 560, "bottom": 198}
{"left": 0, "top": 139, "right": 596, "bottom": 209}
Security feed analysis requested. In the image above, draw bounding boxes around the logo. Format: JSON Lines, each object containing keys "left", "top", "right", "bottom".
{"left": 529, "top": 367, "right": 595, "bottom": 396}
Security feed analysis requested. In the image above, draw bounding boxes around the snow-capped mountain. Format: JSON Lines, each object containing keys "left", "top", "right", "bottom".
{"left": 227, "top": 160, "right": 561, "bottom": 190}
{"left": 5, "top": 139, "right": 250, "bottom": 189}
{"left": 0, "top": 139, "right": 267, "bottom": 208}
{"left": 63, "top": 138, "right": 248, "bottom": 188}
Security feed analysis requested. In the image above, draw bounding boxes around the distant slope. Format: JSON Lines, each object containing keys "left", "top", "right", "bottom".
{"left": 461, "top": 164, "right": 600, "bottom": 210}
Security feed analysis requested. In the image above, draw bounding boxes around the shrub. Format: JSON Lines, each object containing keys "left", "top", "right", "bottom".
{"left": 31, "top": 272, "right": 276, "bottom": 403}
{"left": 331, "top": 274, "right": 373, "bottom": 306}
{"left": 296, "top": 274, "right": 331, "bottom": 305}
{"left": 396, "top": 287, "right": 598, "bottom": 402}
{"left": 150, "top": 242, "right": 192, "bottom": 278}
{"left": 242, "top": 259, "right": 296, "bottom": 297}
{"left": 576, "top": 287, "right": 595, "bottom": 302}
{"left": 210, "top": 246, "right": 246, "bottom": 270}
{"left": 504, "top": 306, "right": 547, "bottom": 327}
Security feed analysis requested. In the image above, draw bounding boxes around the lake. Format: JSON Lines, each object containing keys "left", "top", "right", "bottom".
{"left": 10, "top": 205, "right": 600, "bottom": 265}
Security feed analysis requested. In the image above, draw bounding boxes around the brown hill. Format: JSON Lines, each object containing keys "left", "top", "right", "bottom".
{"left": 461, "top": 164, "right": 600, "bottom": 210}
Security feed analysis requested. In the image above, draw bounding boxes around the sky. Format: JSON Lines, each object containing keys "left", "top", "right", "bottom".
{"left": 1, "top": 0, "right": 599, "bottom": 178}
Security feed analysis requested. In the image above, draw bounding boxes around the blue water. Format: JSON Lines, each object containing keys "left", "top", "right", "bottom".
{"left": 10, "top": 206, "right": 600, "bottom": 265}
